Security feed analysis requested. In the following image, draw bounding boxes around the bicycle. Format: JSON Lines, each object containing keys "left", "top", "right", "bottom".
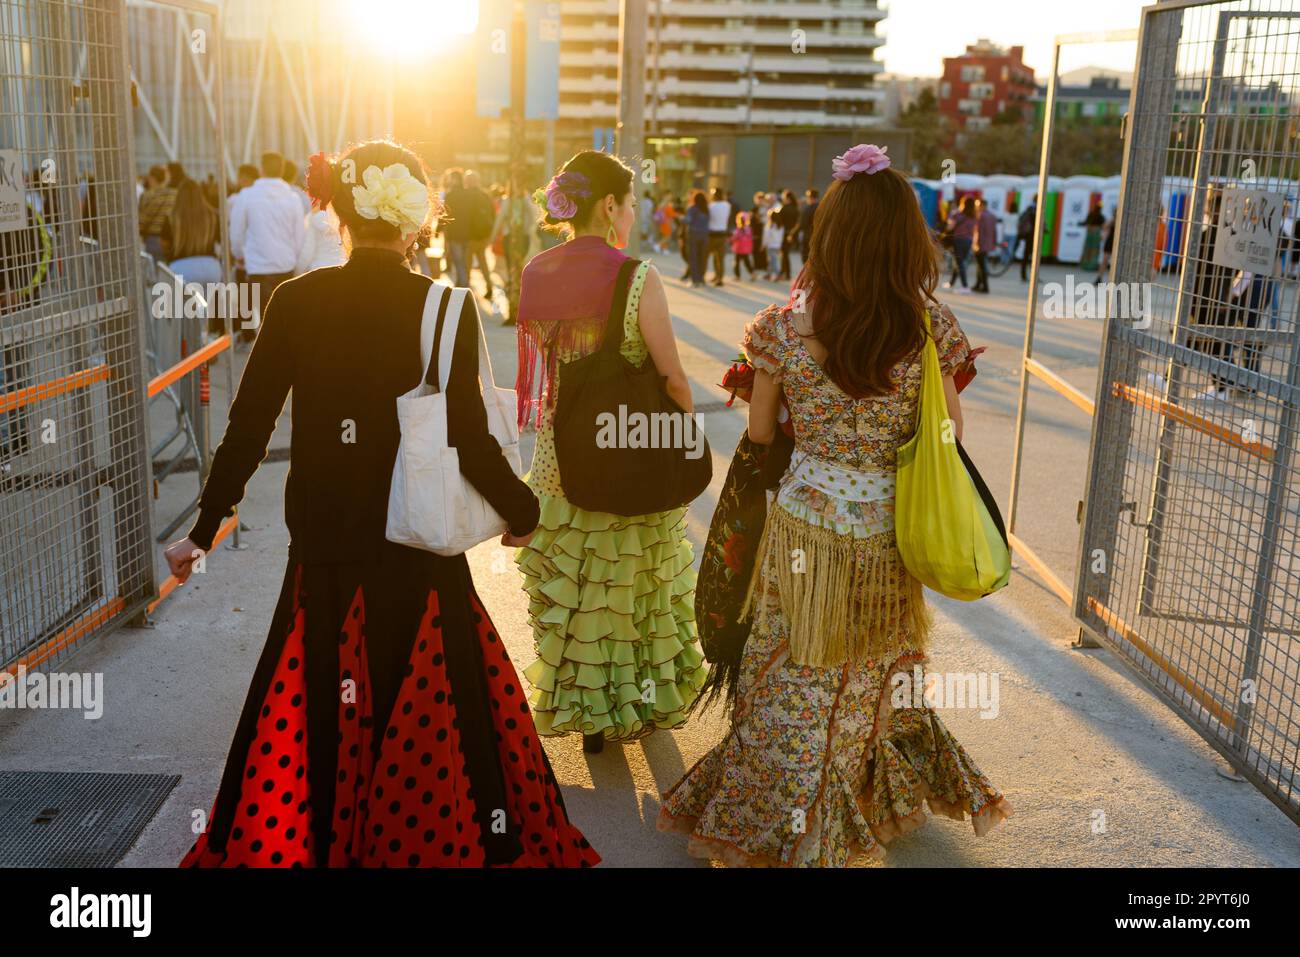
{"left": 984, "top": 238, "right": 1016, "bottom": 277}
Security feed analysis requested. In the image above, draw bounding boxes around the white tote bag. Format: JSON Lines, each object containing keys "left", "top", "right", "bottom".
{"left": 386, "top": 285, "right": 522, "bottom": 556}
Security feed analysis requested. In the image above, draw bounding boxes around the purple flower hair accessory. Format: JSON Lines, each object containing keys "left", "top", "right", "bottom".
{"left": 831, "top": 143, "right": 891, "bottom": 182}
{"left": 543, "top": 170, "right": 591, "bottom": 220}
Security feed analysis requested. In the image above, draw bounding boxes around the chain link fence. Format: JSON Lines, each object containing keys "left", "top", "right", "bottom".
{"left": 0, "top": 0, "right": 154, "bottom": 672}
{"left": 1078, "top": 0, "right": 1300, "bottom": 824}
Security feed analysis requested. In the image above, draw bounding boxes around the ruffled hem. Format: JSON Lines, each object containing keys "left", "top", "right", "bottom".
{"left": 516, "top": 493, "right": 707, "bottom": 741}
{"left": 656, "top": 793, "right": 1012, "bottom": 868}
{"left": 658, "top": 657, "right": 1011, "bottom": 866}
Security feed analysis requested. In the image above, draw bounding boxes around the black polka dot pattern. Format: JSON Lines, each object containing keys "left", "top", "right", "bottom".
{"left": 181, "top": 572, "right": 601, "bottom": 868}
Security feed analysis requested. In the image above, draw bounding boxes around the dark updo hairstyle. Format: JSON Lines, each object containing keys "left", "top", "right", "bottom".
{"left": 307, "top": 138, "right": 438, "bottom": 249}
{"left": 537, "top": 149, "right": 634, "bottom": 235}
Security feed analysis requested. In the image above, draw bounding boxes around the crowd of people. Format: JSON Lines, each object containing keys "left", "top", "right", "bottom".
{"left": 137, "top": 154, "right": 547, "bottom": 332}
{"left": 161, "top": 138, "right": 1013, "bottom": 870}
{"left": 644, "top": 187, "right": 818, "bottom": 288}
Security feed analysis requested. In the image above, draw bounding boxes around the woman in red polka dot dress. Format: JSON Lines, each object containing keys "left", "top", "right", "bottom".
{"left": 163, "top": 139, "right": 600, "bottom": 868}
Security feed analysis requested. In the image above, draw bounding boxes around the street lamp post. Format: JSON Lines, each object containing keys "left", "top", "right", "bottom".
{"left": 617, "top": 0, "right": 647, "bottom": 257}
{"left": 506, "top": 0, "right": 527, "bottom": 324}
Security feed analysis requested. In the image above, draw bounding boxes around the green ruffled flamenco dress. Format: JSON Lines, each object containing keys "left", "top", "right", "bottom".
{"left": 514, "top": 260, "right": 706, "bottom": 745}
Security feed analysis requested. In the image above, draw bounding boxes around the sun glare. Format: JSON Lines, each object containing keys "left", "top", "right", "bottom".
{"left": 347, "top": 0, "right": 479, "bottom": 59}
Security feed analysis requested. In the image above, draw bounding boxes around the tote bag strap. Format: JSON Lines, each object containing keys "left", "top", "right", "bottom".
{"left": 418, "top": 282, "right": 451, "bottom": 387}
{"left": 435, "top": 287, "right": 471, "bottom": 391}
{"left": 445, "top": 288, "right": 502, "bottom": 393}
{"left": 914, "top": 308, "right": 943, "bottom": 430}
{"left": 598, "top": 258, "right": 643, "bottom": 356}
{"left": 471, "top": 297, "right": 502, "bottom": 392}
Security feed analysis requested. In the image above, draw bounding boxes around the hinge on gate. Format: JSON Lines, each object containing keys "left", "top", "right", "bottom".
{"left": 1120, "top": 111, "right": 1130, "bottom": 141}
{"left": 1119, "top": 501, "right": 1150, "bottom": 529}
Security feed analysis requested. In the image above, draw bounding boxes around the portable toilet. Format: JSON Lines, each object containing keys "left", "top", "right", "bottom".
{"left": 1058, "top": 175, "right": 1105, "bottom": 263}
{"left": 911, "top": 178, "right": 942, "bottom": 229}
{"left": 983, "top": 174, "right": 1022, "bottom": 243}
{"left": 1161, "top": 176, "right": 1192, "bottom": 271}
{"left": 1100, "top": 175, "right": 1122, "bottom": 219}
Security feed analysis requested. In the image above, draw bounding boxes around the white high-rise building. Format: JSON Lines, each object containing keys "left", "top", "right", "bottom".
{"left": 559, "top": 0, "right": 887, "bottom": 134}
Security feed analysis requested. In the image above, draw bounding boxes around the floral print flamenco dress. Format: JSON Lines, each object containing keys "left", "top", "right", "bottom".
{"left": 659, "top": 301, "right": 1012, "bottom": 866}
{"left": 514, "top": 236, "right": 706, "bottom": 743}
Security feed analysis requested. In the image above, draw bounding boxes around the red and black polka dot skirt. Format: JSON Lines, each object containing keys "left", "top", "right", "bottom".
{"left": 181, "top": 551, "right": 600, "bottom": 868}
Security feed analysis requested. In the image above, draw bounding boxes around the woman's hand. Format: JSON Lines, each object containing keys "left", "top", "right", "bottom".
{"left": 501, "top": 528, "right": 535, "bottom": 548}
{"left": 164, "top": 537, "right": 205, "bottom": 585}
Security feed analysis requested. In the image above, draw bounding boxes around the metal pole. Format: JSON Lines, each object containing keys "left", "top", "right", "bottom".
{"left": 1137, "top": 10, "right": 1234, "bottom": 613}
{"left": 506, "top": 0, "right": 527, "bottom": 323}
{"left": 1006, "top": 38, "right": 1061, "bottom": 536}
{"left": 649, "top": 0, "right": 662, "bottom": 136}
{"left": 617, "top": 0, "right": 646, "bottom": 258}
{"left": 214, "top": 2, "right": 240, "bottom": 549}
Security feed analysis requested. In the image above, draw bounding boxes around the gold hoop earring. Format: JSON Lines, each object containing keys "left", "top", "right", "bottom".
{"left": 606, "top": 223, "right": 618, "bottom": 247}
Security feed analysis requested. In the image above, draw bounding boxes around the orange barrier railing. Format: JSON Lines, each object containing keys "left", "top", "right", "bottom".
{"left": 1112, "top": 383, "right": 1276, "bottom": 462}
{"left": 0, "top": 364, "right": 111, "bottom": 414}
{"left": 4, "top": 598, "right": 125, "bottom": 676}
{"left": 1086, "top": 597, "right": 1238, "bottom": 731}
{"left": 147, "top": 333, "right": 230, "bottom": 398}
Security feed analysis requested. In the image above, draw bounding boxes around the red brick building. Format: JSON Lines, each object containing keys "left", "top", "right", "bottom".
{"left": 938, "top": 39, "right": 1036, "bottom": 136}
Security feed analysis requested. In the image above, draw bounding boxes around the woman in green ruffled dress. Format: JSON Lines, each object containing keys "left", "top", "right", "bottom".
{"left": 513, "top": 151, "right": 706, "bottom": 753}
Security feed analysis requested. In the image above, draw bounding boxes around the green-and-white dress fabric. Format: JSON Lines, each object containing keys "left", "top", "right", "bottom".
{"left": 515, "top": 260, "right": 706, "bottom": 741}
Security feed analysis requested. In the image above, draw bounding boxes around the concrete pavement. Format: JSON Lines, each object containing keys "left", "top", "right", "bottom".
{"left": 2, "top": 253, "right": 1297, "bottom": 867}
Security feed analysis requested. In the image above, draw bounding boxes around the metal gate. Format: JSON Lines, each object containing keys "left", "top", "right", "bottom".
{"left": 1078, "top": 0, "right": 1300, "bottom": 823}
{"left": 0, "top": 0, "right": 154, "bottom": 672}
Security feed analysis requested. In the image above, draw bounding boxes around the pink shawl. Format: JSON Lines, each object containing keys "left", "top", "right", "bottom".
{"left": 515, "top": 235, "right": 631, "bottom": 428}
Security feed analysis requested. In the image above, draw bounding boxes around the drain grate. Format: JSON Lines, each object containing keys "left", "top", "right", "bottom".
{"left": 0, "top": 772, "right": 180, "bottom": 868}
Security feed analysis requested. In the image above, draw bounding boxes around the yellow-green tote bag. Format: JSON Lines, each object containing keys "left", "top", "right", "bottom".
{"left": 895, "top": 312, "right": 1011, "bottom": 601}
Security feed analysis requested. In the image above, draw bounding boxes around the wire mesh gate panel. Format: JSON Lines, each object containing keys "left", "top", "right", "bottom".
{"left": 0, "top": 0, "right": 154, "bottom": 672}
{"left": 1078, "top": 0, "right": 1300, "bottom": 824}
{"left": 126, "top": 0, "right": 227, "bottom": 180}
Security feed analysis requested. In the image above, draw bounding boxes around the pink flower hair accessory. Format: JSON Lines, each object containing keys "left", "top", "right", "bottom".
{"left": 540, "top": 170, "right": 591, "bottom": 221}
{"left": 831, "top": 143, "right": 891, "bottom": 182}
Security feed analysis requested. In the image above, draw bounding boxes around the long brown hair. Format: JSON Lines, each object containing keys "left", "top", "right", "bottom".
{"left": 794, "top": 166, "right": 938, "bottom": 397}
{"left": 169, "top": 178, "right": 218, "bottom": 259}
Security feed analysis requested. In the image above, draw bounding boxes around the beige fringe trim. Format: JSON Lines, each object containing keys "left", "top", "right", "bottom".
{"left": 740, "top": 505, "right": 931, "bottom": 668}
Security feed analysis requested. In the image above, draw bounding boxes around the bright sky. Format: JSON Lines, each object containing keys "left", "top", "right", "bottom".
{"left": 880, "top": 0, "right": 1150, "bottom": 78}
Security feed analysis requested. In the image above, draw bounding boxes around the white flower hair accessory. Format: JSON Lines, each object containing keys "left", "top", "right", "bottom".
{"left": 351, "top": 163, "right": 430, "bottom": 233}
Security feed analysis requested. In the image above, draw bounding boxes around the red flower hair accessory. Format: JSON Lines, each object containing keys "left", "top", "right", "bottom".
{"left": 306, "top": 151, "right": 335, "bottom": 211}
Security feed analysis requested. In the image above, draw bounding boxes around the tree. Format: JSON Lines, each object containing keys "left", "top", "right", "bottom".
{"left": 956, "top": 116, "right": 1040, "bottom": 175}
{"left": 898, "top": 87, "right": 955, "bottom": 179}
{"left": 1050, "top": 117, "right": 1125, "bottom": 175}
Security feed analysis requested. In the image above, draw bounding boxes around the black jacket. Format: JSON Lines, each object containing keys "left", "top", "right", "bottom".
{"left": 439, "top": 186, "right": 495, "bottom": 243}
{"left": 777, "top": 201, "right": 800, "bottom": 246}
{"left": 188, "top": 247, "right": 538, "bottom": 560}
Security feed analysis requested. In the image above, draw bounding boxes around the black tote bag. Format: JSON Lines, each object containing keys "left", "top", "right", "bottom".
{"left": 553, "top": 259, "right": 712, "bottom": 516}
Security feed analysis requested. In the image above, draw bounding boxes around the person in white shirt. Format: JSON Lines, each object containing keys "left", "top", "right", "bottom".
{"left": 281, "top": 159, "right": 312, "bottom": 216}
{"left": 706, "top": 187, "right": 732, "bottom": 286}
{"left": 763, "top": 208, "right": 785, "bottom": 282}
{"left": 295, "top": 206, "right": 347, "bottom": 275}
{"left": 229, "top": 151, "right": 305, "bottom": 342}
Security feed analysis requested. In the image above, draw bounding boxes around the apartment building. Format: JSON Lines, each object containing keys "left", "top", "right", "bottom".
{"left": 558, "top": 0, "right": 888, "bottom": 136}
{"left": 938, "top": 39, "right": 1036, "bottom": 135}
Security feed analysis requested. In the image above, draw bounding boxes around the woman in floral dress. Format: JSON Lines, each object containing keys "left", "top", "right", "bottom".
{"left": 658, "top": 145, "right": 1012, "bottom": 866}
